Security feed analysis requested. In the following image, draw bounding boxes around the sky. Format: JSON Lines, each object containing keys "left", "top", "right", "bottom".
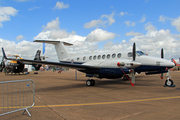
{"left": 0, "top": 0, "right": 180, "bottom": 62}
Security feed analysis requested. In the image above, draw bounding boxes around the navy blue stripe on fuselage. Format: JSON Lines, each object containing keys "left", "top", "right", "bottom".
{"left": 60, "top": 61, "right": 168, "bottom": 73}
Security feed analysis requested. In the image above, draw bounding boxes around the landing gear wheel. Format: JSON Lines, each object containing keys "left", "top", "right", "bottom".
{"left": 165, "top": 79, "right": 174, "bottom": 86}
{"left": 86, "top": 80, "right": 91, "bottom": 86}
{"left": 91, "top": 79, "right": 95, "bottom": 86}
{"left": 86, "top": 79, "right": 95, "bottom": 86}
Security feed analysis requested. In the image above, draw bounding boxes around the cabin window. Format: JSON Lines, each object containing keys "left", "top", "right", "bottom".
{"left": 89, "top": 56, "right": 92, "bottom": 60}
{"left": 83, "top": 56, "right": 86, "bottom": 60}
{"left": 117, "top": 53, "right": 121, "bottom": 58}
{"left": 107, "top": 54, "right": 110, "bottom": 59}
{"left": 128, "top": 52, "right": 133, "bottom": 57}
{"left": 93, "top": 55, "right": 96, "bottom": 60}
{"left": 112, "top": 53, "right": 116, "bottom": 58}
{"left": 102, "top": 55, "right": 105, "bottom": 59}
{"left": 77, "top": 57, "right": 80, "bottom": 61}
{"left": 98, "top": 55, "right": 101, "bottom": 59}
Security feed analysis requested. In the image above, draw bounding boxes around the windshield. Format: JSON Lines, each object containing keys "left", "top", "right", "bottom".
{"left": 136, "top": 51, "right": 146, "bottom": 56}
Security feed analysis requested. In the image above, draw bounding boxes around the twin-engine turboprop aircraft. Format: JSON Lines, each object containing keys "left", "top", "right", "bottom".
{"left": 1, "top": 40, "right": 175, "bottom": 87}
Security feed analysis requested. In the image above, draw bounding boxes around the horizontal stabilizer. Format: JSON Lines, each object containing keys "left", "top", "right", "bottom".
{"left": 33, "top": 40, "right": 73, "bottom": 46}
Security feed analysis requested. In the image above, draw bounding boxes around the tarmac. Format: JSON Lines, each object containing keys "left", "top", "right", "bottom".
{"left": 0, "top": 70, "right": 180, "bottom": 120}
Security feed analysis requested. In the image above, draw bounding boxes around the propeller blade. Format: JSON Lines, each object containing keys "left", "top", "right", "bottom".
{"left": 131, "top": 69, "right": 135, "bottom": 84}
{"left": 161, "top": 48, "right": 164, "bottom": 59}
{"left": 133, "top": 43, "right": 136, "bottom": 61}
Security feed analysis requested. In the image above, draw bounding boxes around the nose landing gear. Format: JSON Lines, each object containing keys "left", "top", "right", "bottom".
{"left": 164, "top": 70, "right": 176, "bottom": 87}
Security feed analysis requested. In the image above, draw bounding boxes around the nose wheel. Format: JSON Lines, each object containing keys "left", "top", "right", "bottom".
{"left": 165, "top": 79, "right": 174, "bottom": 86}
{"left": 164, "top": 70, "right": 176, "bottom": 87}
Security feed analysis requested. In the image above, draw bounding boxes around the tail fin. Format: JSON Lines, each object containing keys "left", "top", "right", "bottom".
{"left": 33, "top": 40, "right": 73, "bottom": 61}
{"left": 2, "top": 48, "right": 7, "bottom": 59}
{"left": 32, "top": 50, "right": 42, "bottom": 71}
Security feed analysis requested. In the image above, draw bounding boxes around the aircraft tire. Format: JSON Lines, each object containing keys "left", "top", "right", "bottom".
{"left": 91, "top": 79, "right": 95, "bottom": 86}
{"left": 86, "top": 80, "right": 92, "bottom": 86}
{"left": 165, "top": 79, "right": 173, "bottom": 86}
{"left": 86, "top": 80, "right": 95, "bottom": 86}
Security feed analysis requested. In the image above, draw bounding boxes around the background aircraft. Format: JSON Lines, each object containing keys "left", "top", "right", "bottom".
{"left": 1, "top": 40, "right": 175, "bottom": 87}
{"left": 0, "top": 50, "right": 42, "bottom": 75}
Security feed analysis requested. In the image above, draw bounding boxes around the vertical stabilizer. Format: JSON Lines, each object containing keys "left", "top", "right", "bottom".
{"left": 33, "top": 40, "right": 73, "bottom": 61}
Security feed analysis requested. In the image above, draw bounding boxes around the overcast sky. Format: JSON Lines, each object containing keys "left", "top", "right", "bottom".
{"left": 0, "top": 0, "right": 180, "bottom": 61}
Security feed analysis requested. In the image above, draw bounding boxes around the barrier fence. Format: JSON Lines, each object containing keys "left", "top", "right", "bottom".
{"left": 0, "top": 79, "right": 35, "bottom": 116}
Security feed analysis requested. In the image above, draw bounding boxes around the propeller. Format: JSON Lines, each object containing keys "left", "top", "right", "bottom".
{"left": 117, "top": 43, "right": 140, "bottom": 86}
{"left": 161, "top": 48, "right": 164, "bottom": 59}
{"left": 160, "top": 48, "right": 164, "bottom": 79}
{"left": 131, "top": 43, "right": 136, "bottom": 85}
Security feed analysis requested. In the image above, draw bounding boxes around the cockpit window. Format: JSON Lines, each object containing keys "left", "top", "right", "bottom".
{"left": 136, "top": 51, "right": 146, "bottom": 56}
{"left": 127, "top": 52, "right": 133, "bottom": 57}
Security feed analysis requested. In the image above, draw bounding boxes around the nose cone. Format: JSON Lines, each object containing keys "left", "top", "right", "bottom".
{"left": 167, "top": 61, "right": 175, "bottom": 68}
{"left": 160, "top": 59, "right": 175, "bottom": 69}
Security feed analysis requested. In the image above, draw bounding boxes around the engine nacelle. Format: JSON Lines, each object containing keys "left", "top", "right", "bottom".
{"left": 117, "top": 61, "right": 141, "bottom": 68}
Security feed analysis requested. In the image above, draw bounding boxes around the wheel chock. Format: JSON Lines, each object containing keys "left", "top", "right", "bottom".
{"left": 163, "top": 84, "right": 176, "bottom": 87}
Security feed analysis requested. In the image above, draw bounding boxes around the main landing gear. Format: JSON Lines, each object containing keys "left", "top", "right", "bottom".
{"left": 86, "top": 79, "right": 95, "bottom": 86}
{"left": 164, "top": 70, "right": 176, "bottom": 87}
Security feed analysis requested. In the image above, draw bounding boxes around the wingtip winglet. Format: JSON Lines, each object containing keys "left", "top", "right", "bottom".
{"left": 2, "top": 47, "right": 7, "bottom": 59}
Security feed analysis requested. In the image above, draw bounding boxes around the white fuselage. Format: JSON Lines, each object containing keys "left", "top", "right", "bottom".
{"left": 61, "top": 51, "right": 174, "bottom": 71}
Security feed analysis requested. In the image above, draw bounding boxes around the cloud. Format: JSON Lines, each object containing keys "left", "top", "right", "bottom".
{"left": 53, "top": 1, "right": 69, "bottom": 9}
{"left": 85, "top": 28, "right": 116, "bottom": 43}
{"left": 171, "top": 16, "right": 180, "bottom": 32}
{"left": 28, "top": 7, "right": 41, "bottom": 11}
{"left": 16, "top": 35, "right": 24, "bottom": 41}
{"left": 100, "top": 25, "right": 180, "bottom": 59}
{"left": 84, "top": 20, "right": 103, "bottom": 28}
{"left": 0, "top": 6, "right": 18, "bottom": 27}
{"left": 140, "top": 14, "right": 146, "bottom": 23}
{"left": 50, "top": 30, "right": 76, "bottom": 39}
{"left": 125, "top": 31, "right": 143, "bottom": 36}
{"left": 101, "top": 12, "right": 115, "bottom": 25}
{"left": 145, "top": 22, "right": 157, "bottom": 31}
{"left": 124, "top": 21, "right": 136, "bottom": 27}
{"left": 84, "top": 12, "right": 115, "bottom": 28}
{"left": 119, "top": 12, "right": 128, "bottom": 17}
{"left": 43, "top": 17, "right": 60, "bottom": 31}
{"left": 0, "top": 38, "right": 41, "bottom": 59}
{"left": 35, "top": 17, "right": 78, "bottom": 40}
{"left": 158, "top": 15, "right": 171, "bottom": 23}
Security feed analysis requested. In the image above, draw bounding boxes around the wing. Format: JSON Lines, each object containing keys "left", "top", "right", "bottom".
{"left": 1, "top": 48, "right": 101, "bottom": 71}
